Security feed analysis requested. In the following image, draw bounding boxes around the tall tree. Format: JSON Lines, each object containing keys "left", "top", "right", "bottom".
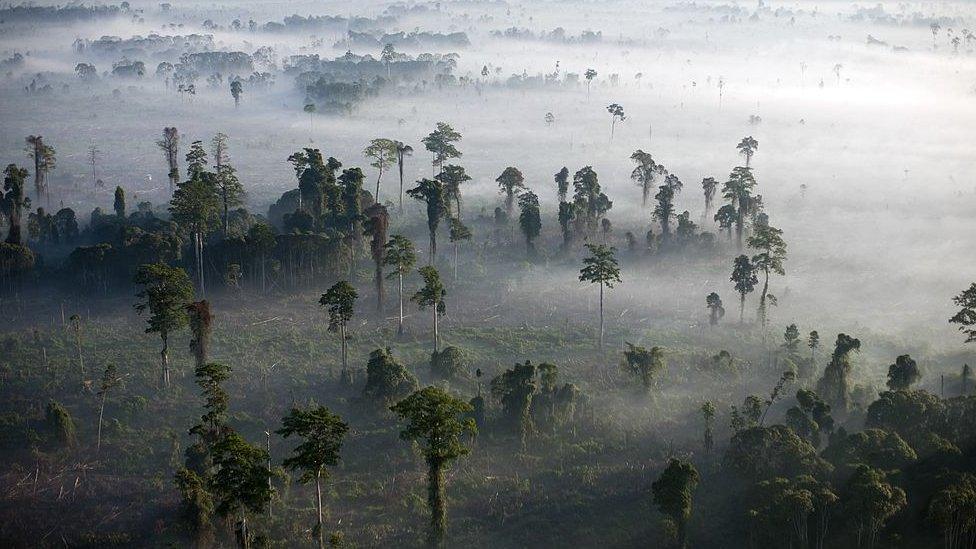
{"left": 554, "top": 167, "right": 570, "bottom": 202}
{"left": 701, "top": 402, "right": 716, "bottom": 454}
{"left": 496, "top": 167, "right": 526, "bottom": 218}
{"left": 448, "top": 218, "right": 471, "bottom": 282}
{"left": 393, "top": 141, "right": 413, "bottom": 213}
{"left": 737, "top": 136, "right": 759, "bottom": 167}
{"left": 383, "top": 235, "right": 417, "bottom": 336}
{"left": 630, "top": 150, "right": 664, "bottom": 207}
{"left": 134, "top": 263, "right": 194, "bottom": 388}
{"left": 701, "top": 177, "right": 718, "bottom": 218}
{"left": 622, "top": 343, "right": 666, "bottom": 394}
{"left": 187, "top": 300, "right": 213, "bottom": 368}
{"left": 406, "top": 178, "right": 447, "bottom": 262}
{"left": 730, "top": 255, "right": 758, "bottom": 323}
{"left": 278, "top": 406, "right": 349, "bottom": 549}
{"left": 25, "top": 135, "right": 55, "bottom": 202}
{"left": 579, "top": 244, "right": 622, "bottom": 350}
{"left": 230, "top": 80, "right": 243, "bottom": 107}
{"left": 842, "top": 465, "right": 906, "bottom": 549}
{"left": 573, "top": 166, "right": 612, "bottom": 237}
{"left": 390, "top": 386, "right": 476, "bottom": 547}
{"left": 156, "top": 127, "right": 180, "bottom": 189}
{"left": 706, "top": 292, "right": 725, "bottom": 326}
{"left": 816, "top": 333, "right": 861, "bottom": 412}
{"left": 113, "top": 186, "right": 126, "bottom": 218}
{"left": 886, "top": 354, "right": 921, "bottom": 391}
{"left": 170, "top": 161, "right": 220, "bottom": 294}
{"left": 653, "top": 184, "right": 676, "bottom": 240}
{"left": 363, "top": 138, "right": 397, "bottom": 202}
{"left": 413, "top": 266, "right": 447, "bottom": 353}
{"left": 422, "top": 122, "right": 462, "bottom": 176}
{"left": 210, "top": 432, "right": 273, "bottom": 549}
{"left": 722, "top": 167, "right": 758, "bottom": 249}
{"left": 950, "top": 282, "right": 976, "bottom": 343}
{"left": 518, "top": 191, "right": 542, "bottom": 257}
{"left": 747, "top": 221, "right": 787, "bottom": 330}
{"left": 211, "top": 133, "right": 245, "bottom": 236}
{"left": 96, "top": 363, "right": 123, "bottom": 452}
{"left": 436, "top": 164, "right": 471, "bottom": 219}
{"left": 607, "top": 103, "right": 626, "bottom": 141}
{"left": 652, "top": 458, "right": 701, "bottom": 549}
{"left": 2, "top": 164, "right": 30, "bottom": 245}
{"left": 584, "top": 68, "right": 597, "bottom": 99}
{"left": 319, "top": 281, "right": 357, "bottom": 378}
{"left": 491, "top": 361, "right": 537, "bottom": 448}
{"left": 364, "top": 203, "right": 389, "bottom": 311}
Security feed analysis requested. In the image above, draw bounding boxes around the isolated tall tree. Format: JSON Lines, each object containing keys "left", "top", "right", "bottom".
{"left": 230, "top": 79, "right": 243, "bottom": 107}
{"left": 422, "top": 122, "right": 462, "bottom": 175}
{"left": 584, "top": 68, "right": 597, "bottom": 99}
{"left": 652, "top": 458, "right": 700, "bottom": 549}
{"left": 413, "top": 266, "right": 447, "bottom": 353}
{"left": 157, "top": 127, "right": 180, "bottom": 189}
{"left": 383, "top": 235, "right": 417, "bottom": 335}
{"left": 653, "top": 184, "right": 676, "bottom": 240}
{"left": 390, "top": 386, "right": 476, "bottom": 547}
{"left": 448, "top": 218, "right": 471, "bottom": 281}
{"left": 555, "top": 167, "right": 570, "bottom": 202}
{"left": 96, "top": 363, "right": 123, "bottom": 452}
{"left": 747, "top": 221, "right": 787, "bottom": 329}
{"left": 518, "top": 191, "right": 542, "bottom": 256}
{"left": 113, "top": 186, "right": 126, "bottom": 218}
{"left": 210, "top": 432, "right": 272, "bottom": 549}
{"left": 737, "top": 136, "right": 759, "bottom": 167}
{"left": 731, "top": 255, "right": 758, "bottom": 323}
{"left": 363, "top": 138, "right": 397, "bottom": 201}
{"left": 278, "top": 406, "right": 349, "bottom": 549}
{"left": 320, "top": 281, "right": 357, "bottom": 378}
{"left": 170, "top": 161, "right": 220, "bottom": 294}
{"left": 187, "top": 300, "right": 213, "bottom": 369}
{"left": 622, "top": 343, "right": 666, "bottom": 394}
{"left": 496, "top": 167, "right": 526, "bottom": 218}
{"left": 134, "top": 263, "right": 194, "bottom": 388}
{"left": 701, "top": 177, "right": 718, "bottom": 218}
{"left": 407, "top": 178, "right": 447, "bottom": 262}
{"left": 630, "top": 150, "right": 664, "bottom": 207}
{"left": 436, "top": 164, "right": 471, "bottom": 219}
{"left": 25, "top": 135, "right": 55, "bottom": 201}
{"left": 808, "top": 330, "right": 821, "bottom": 365}
{"left": 607, "top": 103, "right": 626, "bottom": 141}
{"left": 381, "top": 43, "right": 397, "bottom": 77}
{"left": 211, "top": 133, "right": 245, "bottom": 236}
{"left": 706, "top": 292, "right": 725, "bottom": 326}
{"left": 393, "top": 141, "right": 413, "bottom": 212}
{"left": 817, "top": 333, "right": 861, "bottom": 412}
{"left": 886, "top": 354, "right": 921, "bottom": 391}
{"left": 2, "top": 164, "right": 30, "bottom": 244}
{"left": 950, "top": 282, "right": 976, "bottom": 343}
{"left": 363, "top": 203, "right": 390, "bottom": 311}
{"left": 722, "top": 167, "right": 758, "bottom": 249}
{"left": 579, "top": 244, "right": 622, "bottom": 349}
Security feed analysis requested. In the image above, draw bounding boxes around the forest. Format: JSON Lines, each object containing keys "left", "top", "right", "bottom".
{"left": 1, "top": 0, "right": 976, "bottom": 548}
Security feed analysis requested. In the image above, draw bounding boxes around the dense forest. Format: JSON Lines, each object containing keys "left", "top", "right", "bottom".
{"left": 1, "top": 1, "right": 975, "bottom": 548}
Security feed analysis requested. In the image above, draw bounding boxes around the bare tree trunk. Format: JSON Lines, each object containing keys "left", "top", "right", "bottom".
{"left": 161, "top": 334, "right": 170, "bottom": 388}
{"left": 397, "top": 273, "right": 404, "bottom": 336}
{"left": 340, "top": 323, "right": 347, "bottom": 376}
{"left": 316, "top": 470, "right": 324, "bottom": 549}
{"left": 398, "top": 158, "right": 404, "bottom": 213}
{"left": 432, "top": 306, "right": 439, "bottom": 354}
{"left": 453, "top": 242, "right": 459, "bottom": 281}
{"left": 598, "top": 283, "right": 605, "bottom": 350}
{"left": 427, "top": 460, "right": 446, "bottom": 547}
{"left": 96, "top": 391, "right": 106, "bottom": 451}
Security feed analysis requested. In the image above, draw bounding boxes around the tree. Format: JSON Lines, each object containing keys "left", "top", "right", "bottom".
{"left": 558, "top": 201, "right": 576, "bottom": 250}
{"left": 278, "top": 406, "right": 349, "bottom": 549}
{"left": 842, "top": 465, "right": 906, "bottom": 549}
{"left": 363, "top": 347, "right": 418, "bottom": 404}
{"left": 737, "top": 136, "right": 759, "bottom": 167}
{"left": 928, "top": 474, "right": 976, "bottom": 549}
{"left": 652, "top": 459, "right": 700, "bottom": 549}
{"left": 364, "top": 203, "right": 390, "bottom": 311}
{"left": 822, "top": 429, "right": 916, "bottom": 472}
{"left": 817, "top": 333, "right": 861, "bottom": 412}
{"left": 156, "top": 127, "right": 180, "bottom": 189}
{"left": 304, "top": 103, "right": 316, "bottom": 133}
{"left": 730, "top": 255, "right": 758, "bottom": 323}
{"left": 950, "top": 283, "right": 976, "bottom": 343}
{"left": 319, "top": 281, "right": 357, "bottom": 378}
{"left": 170, "top": 171, "right": 219, "bottom": 294}
{"left": 230, "top": 79, "right": 243, "bottom": 107}
{"left": 436, "top": 164, "right": 471, "bottom": 219}
{"left": 491, "top": 361, "right": 538, "bottom": 448}
{"left": 706, "top": 292, "right": 725, "bottom": 326}
{"left": 431, "top": 346, "right": 465, "bottom": 380}
{"left": 607, "top": 103, "right": 625, "bottom": 141}
{"left": 518, "top": 191, "right": 542, "bottom": 256}
{"left": 448, "top": 218, "right": 471, "bottom": 282}
{"left": 963, "top": 364, "right": 972, "bottom": 396}
{"left": 653, "top": 184, "right": 676, "bottom": 239}
{"left": 422, "top": 122, "right": 462, "bottom": 175}
{"left": 113, "top": 186, "right": 126, "bottom": 218}
{"left": 630, "top": 150, "right": 664, "bottom": 207}
{"left": 383, "top": 235, "right": 417, "bottom": 335}
{"left": 584, "top": 68, "right": 597, "bottom": 99}
{"left": 808, "top": 330, "right": 821, "bottom": 366}
{"left": 496, "top": 167, "right": 526, "bottom": 218}
{"left": 413, "top": 266, "right": 447, "bottom": 353}
{"left": 622, "top": 343, "right": 666, "bottom": 394}
{"left": 747, "top": 221, "right": 787, "bottom": 330}
{"left": 96, "top": 363, "right": 123, "bottom": 452}
{"left": 573, "top": 166, "right": 612, "bottom": 237}
{"left": 363, "top": 138, "right": 397, "bottom": 201}
{"left": 393, "top": 141, "right": 413, "bottom": 212}
{"left": 714, "top": 204, "right": 736, "bottom": 241}
{"left": 69, "top": 314, "right": 85, "bottom": 382}
{"left": 210, "top": 432, "right": 273, "bottom": 549}
{"left": 211, "top": 133, "right": 245, "bottom": 236}
{"left": 407, "top": 178, "right": 447, "bottom": 262}
{"left": 722, "top": 166, "right": 758, "bottom": 249}
{"left": 187, "top": 300, "right": 213, "bottom": 368}
{"left": 579, "top": 244, "right": 622, "bottom": 349}
{"left": 381, "top": 43, "right": 397, "bottom": 77}
{"left": 25, "top": 135, "right": 55, "bottom": 202}
{"left": 701, "top": 177, "right": 718, "bottom": 218}
{"left": 886, "top": 354, "right": 921, "bottom": 391}
{"left": 554, "top": 167, "right": 570, "bottom": 202}
{"left": 701, "top": 402, "right": 716, "bottom": 453}
{"left": 390, "top": 386, "right": 476, "bottom": 547}
{"left": 134, "top": 263, "right": 194, "bottom": 388}
{"left": 2, "top": 164, "right": 30, "bottom": 245}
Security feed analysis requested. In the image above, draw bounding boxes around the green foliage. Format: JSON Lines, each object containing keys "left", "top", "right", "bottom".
{"left": 823, "top": 428, "right": 917, "bottom": 472}
{"left": 383, "top": 234, "right": 417, "bottom": 278}
{"left": 495, "top": 166, "right": 525, "bottom": 215}
{"left": 363, "top": 347, "right": 418, "bottom": 404}
{"left": 651, "top": 458, "right": 699, "bottom": 549}
{"left": 491, "top": 361, "right": 538, "bottom": 445}
{"left": 133, "top": 263, "right": 194, "bottom": 338}
{"left": 278, "top": 406, "right": 348, "bottom": 483}
{"left": 886, "top": 354, "right": 921, "bottom": 391}
{"left": 44, "top": 400, "right": 76, "bottom": 448}
{"left": 841, "top": 465, "right": 906, "bottom": 548}
{"left": 210, "top": 431, "right": 273, "bottom": 517}
{"left": 579, "top": 244, "right": 621, "bottom": 288}
{"left": 950, "top": 283, "right": 976, "bottom": 343}
{"left": 320, "top": 281, "right": 357, "bottom": 333}
{"left": 413, "top": 266, "right": 446, "bottom": 313}
{"left": 422, "top": 122, "right": 462, "bottom": 171}
{"left": 621, "top": 343, "right": 665, "bottom": 394}
{"left": 431, "top": 346, "right": 465, "bottom": 380}
{"left": 724, "top": 424, "right": 830, "bottom": 482}
{"left": 816, "top": 333, "right": 861, "bottom": 412}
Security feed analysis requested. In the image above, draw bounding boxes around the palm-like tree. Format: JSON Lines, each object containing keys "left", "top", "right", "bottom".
{"left": 406, "top": 178, "right": 447, "bottom": 263}
{"left": 579, "top": 244, "right": 622, "bottom": 350}
{"left": 736, "top": 136, "right": 759, "bottom": 167}
{"left": 383, "top": 235, "right": 417, "bottom": 336}
{"left": 393, "top": 141, "right": 413, "bottom": 213}
{"left": 747, "top": 221, "right": 787, "bottom": 330}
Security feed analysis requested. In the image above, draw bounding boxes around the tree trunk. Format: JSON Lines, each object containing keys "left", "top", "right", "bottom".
{"left": 678, "top": 516, "right": 688, "bottom": 549}
{"left": 96, "top": 391, "right": 106, "bottom": 451}
{"left": 398, "top": 158, "right": 405, "bottom": 213}
{"left": 429, "top": 230, "right": 437, "bottom": 265}
{"left": 375, "top": 168, "right": 382, "bottom": 203}
{"left": 315, "top": 470, "right": 324, "bottom": 549}
{"left": 739, "top": 293, "right": 746, "bottom": 324}
{"left": 453, "top": 242, "right": 459, "bottom": 282}
{"left": 432, "top": 306, "right": 439, "bottom": 354}
{"left": 598, "top": 283, "right": 605, "bottom": 350}
{"left": 340, "top": 323, "right": 347, "bottom": 376}
{"left": 427, "top": 460, "right": 446, "bottom": 547}
{"left": 397, "top": 272, "right": 404, "bottom": 336}
{"left": 161, "top": 334, "right": 170, "bottom": 388}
